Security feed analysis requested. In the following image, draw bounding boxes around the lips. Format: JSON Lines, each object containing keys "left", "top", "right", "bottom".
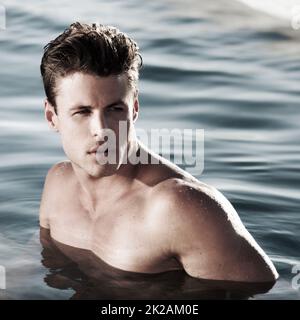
{"left": 88, "top": 144, "right": 103, "bottom": 153}
{"left": 88, "top": 144, "right": 108, "bottom": 154}
{"left": 88, "top": 146, "right": 100, "bottom": 154}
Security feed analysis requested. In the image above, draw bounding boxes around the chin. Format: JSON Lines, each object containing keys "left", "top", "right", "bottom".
{"left": 87, "top": 163, "right": 119, "bottom": 178}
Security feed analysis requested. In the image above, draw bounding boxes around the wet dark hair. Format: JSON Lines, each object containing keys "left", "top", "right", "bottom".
{"left": 40, "top": 22, "right": 142, "bottom": 112}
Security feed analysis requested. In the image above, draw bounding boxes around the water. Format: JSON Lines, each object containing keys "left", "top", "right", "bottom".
{"left": 0, "top": 0, "right": 300, "bottom": 299}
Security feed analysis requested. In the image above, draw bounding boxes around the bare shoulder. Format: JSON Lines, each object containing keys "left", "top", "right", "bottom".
{"left": 150, "top": 176, "right": 224, "bottom": 217}
{"left": 39, "top": 161, "right": 74, "bottom": 229}
{"left": 44, "top": 160, "right": 74, "bottom": 188}
{"left": 150, "top": 177, "right": 278, "bottom": 283}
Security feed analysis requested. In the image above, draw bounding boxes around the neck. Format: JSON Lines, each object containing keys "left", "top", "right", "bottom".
{"left": 71, "top": 140, "right": 141, "bottom": 213}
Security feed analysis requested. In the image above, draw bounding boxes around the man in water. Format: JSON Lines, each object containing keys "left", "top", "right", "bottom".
{"left": 39, "top": 22, "right": 278, "bottom": 283}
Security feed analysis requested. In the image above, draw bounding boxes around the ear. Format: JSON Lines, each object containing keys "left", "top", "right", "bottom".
{"left": 44, "top": 99, "right": 59, "bottom": 132}
{"left": 132, "top": 90, "right": 139, "bottom": 123}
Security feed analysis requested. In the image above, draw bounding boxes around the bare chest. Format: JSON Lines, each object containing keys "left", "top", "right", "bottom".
{"left": 49, "top": 192, "right": 181, "bottom": 274}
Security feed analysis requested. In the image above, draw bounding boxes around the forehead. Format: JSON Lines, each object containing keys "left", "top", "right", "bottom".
{"left": 55, "top": 72, "right": 132, "bottom": 108}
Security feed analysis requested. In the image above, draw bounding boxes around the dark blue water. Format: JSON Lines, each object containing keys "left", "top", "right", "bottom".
{"left": 0, "top": 0, "right": 300, "bottom": 299}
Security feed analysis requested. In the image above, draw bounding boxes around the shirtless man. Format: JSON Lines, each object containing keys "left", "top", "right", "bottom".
{"left": 39, "top": 22, "right": 278, "bottom": 283}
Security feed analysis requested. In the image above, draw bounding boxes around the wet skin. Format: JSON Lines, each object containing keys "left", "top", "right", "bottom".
{"left": 40, "top": 72, "right": 278, "bottom": 284}
{"left": 40, "top": 227, "right": 276, "bottom": 300}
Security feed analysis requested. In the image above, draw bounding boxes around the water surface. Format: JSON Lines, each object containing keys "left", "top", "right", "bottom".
{"left": 0, "top": 0, "right": 300, "bottom": 299}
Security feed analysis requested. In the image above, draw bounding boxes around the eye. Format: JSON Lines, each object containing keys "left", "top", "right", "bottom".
{"left": 108, "top": 106, "right": 124, "bottom": 112}
{"left": 73, "top": 109, "right": 91, "bottom": 116}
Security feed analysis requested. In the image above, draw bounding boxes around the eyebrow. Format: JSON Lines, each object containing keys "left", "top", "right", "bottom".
{"left": 69, "top": 100, "right": 128, "bottom": 111}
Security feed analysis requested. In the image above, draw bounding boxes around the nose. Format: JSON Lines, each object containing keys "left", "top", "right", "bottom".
{"left": 90, "top": 110, "right": 107, "bottom": 140}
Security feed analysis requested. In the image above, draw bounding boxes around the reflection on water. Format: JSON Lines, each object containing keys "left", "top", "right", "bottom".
{"left": 40, "top": 228, "right": 275, "bottom": 300}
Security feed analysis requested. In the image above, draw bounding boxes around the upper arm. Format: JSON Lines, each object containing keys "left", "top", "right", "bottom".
{"left": 39, "top": 161, "right": 70, "bottom": 229}
{"left": 155, "top": 179, "right": 278, "bottom": 283}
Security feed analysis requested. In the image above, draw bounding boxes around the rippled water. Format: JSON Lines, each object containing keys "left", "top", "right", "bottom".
{"left": 0, "top": 0, "right": 300, "bottom": 299}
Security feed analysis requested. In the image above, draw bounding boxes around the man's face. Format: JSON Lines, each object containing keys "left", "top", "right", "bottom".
{"left": 45, "top": 72, "right": 139, "bottom": 177}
